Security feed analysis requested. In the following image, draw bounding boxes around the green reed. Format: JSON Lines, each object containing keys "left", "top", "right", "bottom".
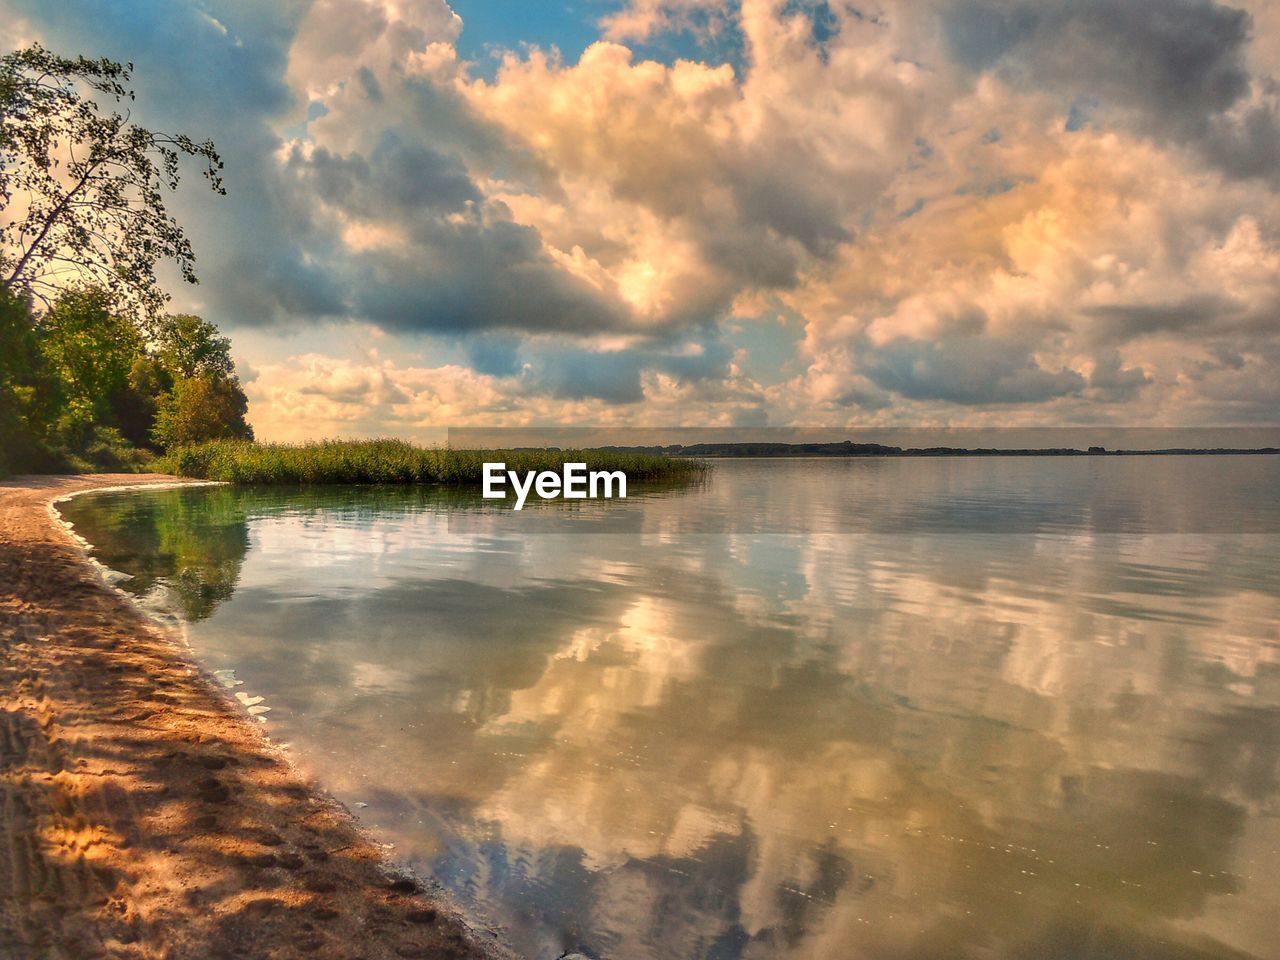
{"left": 156, "top": 439, "right": 710, "bottom": 486}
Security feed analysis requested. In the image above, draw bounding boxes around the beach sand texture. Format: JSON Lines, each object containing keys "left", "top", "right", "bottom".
{"left": 0, "top": 474, "right": 504, "bottom": 960}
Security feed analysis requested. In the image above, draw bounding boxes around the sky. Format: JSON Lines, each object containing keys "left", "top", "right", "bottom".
{"left": 3, "top": 0, "right": 1280, "bottom": 440}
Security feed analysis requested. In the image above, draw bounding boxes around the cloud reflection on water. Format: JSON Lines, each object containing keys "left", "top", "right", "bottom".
{"left": 61, "top": 459, "right": 1280, "bottom": 959}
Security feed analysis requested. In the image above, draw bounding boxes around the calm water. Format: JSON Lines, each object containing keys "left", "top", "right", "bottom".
{"left": 61, "top": 458, "right": 1280, "bottom": 960}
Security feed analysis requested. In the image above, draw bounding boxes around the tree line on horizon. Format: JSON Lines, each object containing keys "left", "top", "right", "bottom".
{"left": 0, "top": 44, "right": 251, "bottom": 476}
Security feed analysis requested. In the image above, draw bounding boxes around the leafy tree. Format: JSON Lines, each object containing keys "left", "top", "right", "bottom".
{"left": 111, "top": 354, "right": 172, "bottom": 450}
{"left": 38, "top": 286, "right": 142, "bottom": 439}
{"left": 0, "top": 44, "right": 224, "bottom": 326}
{"left": 0, "top": 290, "right": 63, "bottom": 472}
{"left": 154, "top": 313, "right": 234, "bottom": 378}
{"left": 152, "top": 371, "right": 254, "bottom": 449}
{"left": 144, "top": 312, "right": 251, "bottom": 450}
{"left": 0, "top": 45, "right": 251, "bottom": 472}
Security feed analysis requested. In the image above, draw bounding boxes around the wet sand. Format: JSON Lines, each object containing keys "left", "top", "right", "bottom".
{"left": 0, "top": 474, "right": 509, "bottom": 960}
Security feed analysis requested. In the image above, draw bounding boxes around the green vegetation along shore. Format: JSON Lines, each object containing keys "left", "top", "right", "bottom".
{"left": 157, "top": 439, "right": 710, "bottom": 485}
{"left": 1, "top": 47, "right": 251, "bottom": 479}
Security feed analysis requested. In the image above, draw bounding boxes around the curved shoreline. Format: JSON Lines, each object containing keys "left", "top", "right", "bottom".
{"left": 1, "top": 473, "right": 511, "bottom": 960}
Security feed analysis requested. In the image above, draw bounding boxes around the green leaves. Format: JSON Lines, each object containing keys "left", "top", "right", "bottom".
{"left": 146, "top": 313, "right": 252, "bottom": 450}
{"left": 0, "top": 43, "right": 223, "bottom": 327}
{"left": 0, "top": 278, "right": 251, "bottom": 469}
{"left": 154, "top": 313, "right": 235, "bottom": 379}
{"left": 0, "top": 45, "right": 244, "bottom": 473}
{"left": 38, "top": 286, "right": 142, "bottom": 436}
{"left": 151, "top": 371, "right": 254, "bottom": 449}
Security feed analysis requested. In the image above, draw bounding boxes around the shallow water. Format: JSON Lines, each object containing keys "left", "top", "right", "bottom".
{"left": 61, "top": 458, "right": 1280, "bottom": 959}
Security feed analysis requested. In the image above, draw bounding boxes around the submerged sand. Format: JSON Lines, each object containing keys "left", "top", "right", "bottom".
{"left": 0, "top": 474, "right": 507, "bottom": 960}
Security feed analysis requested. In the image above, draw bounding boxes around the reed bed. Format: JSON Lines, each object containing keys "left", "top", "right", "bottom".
{"left": 156, "top": 439, "right": 709, "bottom": 485}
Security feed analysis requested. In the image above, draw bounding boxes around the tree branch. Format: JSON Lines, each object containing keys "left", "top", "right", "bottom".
{"left": 1, "top": 157, "right": 102, "bottom": 290}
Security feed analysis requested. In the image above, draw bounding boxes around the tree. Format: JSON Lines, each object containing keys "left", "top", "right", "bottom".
{"left": 0, "top": 45, "right": 252, "bottom": 471}
{"left": 0, "top": 289, "right": 63, "bottom": 472}
{"left": 124, "top": 312, "right": 239, "bottom": 450}
{"left": 0, "top": 44, "right": 224, "bottom": 326}
{"left": 39, "top": 286, "right": 142, "bottom": 437}
{"left": 152, "top": 372, "right": 254, "bottom": 449}
{"left": 154, "top": 312, "right": 234, "bottom": 378}
{"left": 111, "top": 354, "right": 172, "bottom": 450}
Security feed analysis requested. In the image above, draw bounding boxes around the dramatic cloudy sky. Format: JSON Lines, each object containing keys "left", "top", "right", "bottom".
{"left": 4, "top": 0, "right": 1280, "bottom": 438}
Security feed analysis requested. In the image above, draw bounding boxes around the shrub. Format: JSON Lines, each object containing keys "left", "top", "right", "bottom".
{"left": 63, "top": 426, "right": 154, "bottom": 473}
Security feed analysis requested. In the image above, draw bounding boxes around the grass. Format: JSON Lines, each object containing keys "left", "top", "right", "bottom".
{"left": 155, "top": 439, "right": 710, "bottom": 486}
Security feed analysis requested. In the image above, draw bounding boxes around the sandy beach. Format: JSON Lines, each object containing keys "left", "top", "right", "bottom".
{"left": 0, "top": 474, "right": 505, "bottom": 960}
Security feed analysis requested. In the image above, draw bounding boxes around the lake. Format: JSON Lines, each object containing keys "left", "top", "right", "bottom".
{"left": 59, "top": 457, "right": 1280, "bottom": 960}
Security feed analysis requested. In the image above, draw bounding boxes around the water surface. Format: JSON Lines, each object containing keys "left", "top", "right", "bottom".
{"left": 61, "top": 458, "right": 1280, "bottom": 959}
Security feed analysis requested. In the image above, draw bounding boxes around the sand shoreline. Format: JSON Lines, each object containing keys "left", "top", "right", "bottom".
{"left": 1, "top": 474, "right": 509, "bottom": 960}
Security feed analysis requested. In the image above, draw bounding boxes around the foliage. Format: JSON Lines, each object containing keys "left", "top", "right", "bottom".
{"left": 0, "top": 289, "right": 63, "bottom": 473}
{"left": 0, "top": 44, "right": 238, "bottom": 475}
{"left": 154, "top": 313, "right": 234, "bottom": 378}
{"left": 61, "top": 424, "right": 154, "bottom": 473}
{"left": 0, "top": 44, "right": 224, "bottom": 325}
{"left": 156, "top": 439, "right": 710, "bottom": 486}
{"left": 152, "top": 371, "right": 254, "bottom": 449}
{"left": 112, "top": 355, "right": 172, "bottom": 449}
{"left": 38, "top": 286, "right": 141, "bottom": 438}
{"left": 0, "top": 283, "right": 248, "bottom": 473}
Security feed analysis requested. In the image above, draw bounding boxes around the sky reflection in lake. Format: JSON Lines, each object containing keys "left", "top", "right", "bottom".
{"left": 61, "top": 459, "right": 1280, "bottom": 960}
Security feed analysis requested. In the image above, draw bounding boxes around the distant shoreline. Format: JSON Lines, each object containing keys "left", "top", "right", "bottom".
{"left": 582, "top": 442, "right": 1280, "bottom": 459}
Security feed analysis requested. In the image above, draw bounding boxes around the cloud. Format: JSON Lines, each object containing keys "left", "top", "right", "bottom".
{"left": 861, "top": 334, "right": 1086, "bottom": 405}
{"left": 288, "top": 137, "right": 482, "bottom": 213}
{"left": 1087, "top": 352, "right": 1152, "bottom": 403}
{"left": 244, "top": 353, "right": 506, "bottom": 439}
{"left": 462, "top": 7, "right": 958, "bottom": 333}
{"left": 522, "top": 334, "right": 739, "bottom": 404}
{"left": 600, "top": 0, "right": 735, "bottom": 43}
{"left": 947, "top": 0, "right": 1251, "bottom": 118}
{"left": 944, "top": 0, "right": 1280, "bottom": 185}
{"left": 6, "top": 0, "right": 1280, "bottom": 425}
{"left": 243, "top": 338, "right": 768, "bottom": 440}
{"left": 1083, "top": 295, "right": 1242, "bottom": 343}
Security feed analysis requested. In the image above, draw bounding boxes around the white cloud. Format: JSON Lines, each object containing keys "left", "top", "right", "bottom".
{"left": 11, "top": 0, "right": 1280, "bottom": 424}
